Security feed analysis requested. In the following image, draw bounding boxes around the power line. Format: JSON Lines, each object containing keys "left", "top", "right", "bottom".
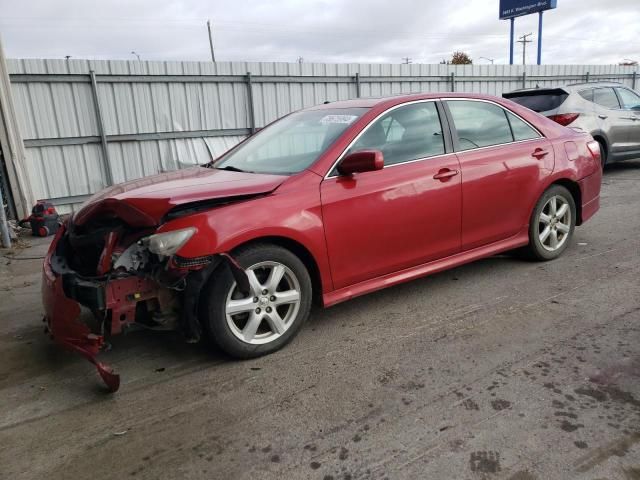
{"left": 517, "top": 33, "right": 532, "bottom": 65}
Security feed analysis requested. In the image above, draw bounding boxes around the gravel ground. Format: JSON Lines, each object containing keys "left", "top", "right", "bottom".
{"left": 1, "top": 161, "right": 639, "bottom": 480}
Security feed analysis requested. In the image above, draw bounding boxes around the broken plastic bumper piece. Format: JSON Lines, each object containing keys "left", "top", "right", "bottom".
{"left": 42, "top": 227, "right": 120, "bottom": 392}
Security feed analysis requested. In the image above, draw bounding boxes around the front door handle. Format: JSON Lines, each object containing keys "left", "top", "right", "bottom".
{"left": 598, "top": 114, "right": 608, "bottom": 120}
{"left": 433, "top": 168, "right": 459, "bottom": 181}
{"left": 532, "top": 148, "right": 550, "bottom": 159}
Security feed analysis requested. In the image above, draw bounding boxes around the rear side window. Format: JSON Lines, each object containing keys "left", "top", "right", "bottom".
{"left": 504, "top": 91, "right": 569, "bottom": 112}
{"left": 446, "top": 100, "right": 513, "bottom": 151}
{"left": 593, "top": 88, "right": 620, "bottom": 109}
{"left": 506, "top": 111, "right": 540, "bottom": 141}
{"left": 578, "top": 89, "right": 593, "bottom": 102}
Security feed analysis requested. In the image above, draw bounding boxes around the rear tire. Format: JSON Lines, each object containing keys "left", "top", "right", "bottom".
{"left": 524, "top": 185, "right": 576, "bottom": 261}
{"left": 201, "top": 244, "right": 312, "bottom": 358}
{"left": 596, "top": 139, "right": 607, "bottom": 168}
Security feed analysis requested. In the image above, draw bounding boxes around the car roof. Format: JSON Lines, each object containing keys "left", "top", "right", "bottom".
{"left": 506, "top": 82, "right": 628, "bottom": 95}
{"left": 565, "top": 82, "right": 628, "bottom": 90}
{"left": 307, "top": 92, "right": 502, "bottom": 111}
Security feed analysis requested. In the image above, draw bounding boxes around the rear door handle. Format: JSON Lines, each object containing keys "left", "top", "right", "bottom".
{"left": 433, "top": 168, "right": 459, "bottom": 181}
{"left": 532, "top": 148, "right": 550, "bottom": 159}
{"left": 598, "top": 114, "right": 608, "bottom": 120}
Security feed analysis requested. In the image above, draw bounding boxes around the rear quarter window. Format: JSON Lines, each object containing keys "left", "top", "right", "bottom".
{"left": 578, "top": 89, "right": 593, "bottom": 102}
{"left": 506, "top": 111, "right": 540, "bottom": 141}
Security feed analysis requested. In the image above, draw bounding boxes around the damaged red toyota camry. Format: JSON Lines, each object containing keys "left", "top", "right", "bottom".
{"left": 42, "top": 93, "right": 602, "bottom": 391}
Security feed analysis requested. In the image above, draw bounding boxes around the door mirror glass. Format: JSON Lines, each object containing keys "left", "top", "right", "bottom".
{"left": 337, "top": 150, "right": 384, "bottom": 175}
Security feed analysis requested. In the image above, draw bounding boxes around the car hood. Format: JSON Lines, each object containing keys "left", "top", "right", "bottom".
{"left": 73, "top": 167, "right": 287, "bottom": 227}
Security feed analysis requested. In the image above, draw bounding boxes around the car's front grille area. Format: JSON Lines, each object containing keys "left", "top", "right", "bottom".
{"left": 173, "top": 255, "right": 215, "bottom": 268}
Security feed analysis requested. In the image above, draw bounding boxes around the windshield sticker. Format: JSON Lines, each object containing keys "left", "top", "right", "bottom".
{"left": 319, "top": 114, "right": 359, "bottom": 125}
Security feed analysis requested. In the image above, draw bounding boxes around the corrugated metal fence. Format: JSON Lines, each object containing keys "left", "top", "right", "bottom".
{"left": 4, "top": 59, "right": 638, "bottom": 214}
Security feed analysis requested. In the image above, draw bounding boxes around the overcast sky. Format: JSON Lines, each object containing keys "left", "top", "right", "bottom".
{"left": 1, "top": 0, "right": 638, "bottom": 65}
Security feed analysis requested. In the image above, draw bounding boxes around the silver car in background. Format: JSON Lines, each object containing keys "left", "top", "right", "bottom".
{"left": 504, "top": 82, "right": 640, "bottom": 166}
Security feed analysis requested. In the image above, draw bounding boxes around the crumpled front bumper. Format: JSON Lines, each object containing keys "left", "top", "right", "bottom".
{"left": 42, "top": 226, "right": 120, "bottom": 392}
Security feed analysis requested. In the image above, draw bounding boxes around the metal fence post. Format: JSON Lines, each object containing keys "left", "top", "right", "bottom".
{"left": 522, "top": 71, "right": 526, "bottom": 89}
{"left": 89, "top": 70, "right": 113, "bottom": 186}
{"left": 585, "top": 71, "right": 590, "bottom": 83}
{"left": 0, "top": 170, "right": 10, "bottom": 248}
{"left": 246, "top": 72, "right": 256, "bottom": 134}
{"left": 450, "top": 72, "right": 455, "bottom": 92}
{"left": 355, "top": 72, "right": 361, "bottom": 98}
{"left": 0, "top": 160, "right": 16, "bottom": 220}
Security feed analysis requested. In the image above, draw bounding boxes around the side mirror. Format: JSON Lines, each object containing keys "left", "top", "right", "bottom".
{"left": 337, "top": 150, "right": 384, "bottom": 176}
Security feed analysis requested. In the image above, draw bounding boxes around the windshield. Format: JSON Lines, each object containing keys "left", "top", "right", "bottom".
{"left": 215, "top": 107, "right": 368, "bottom": 174}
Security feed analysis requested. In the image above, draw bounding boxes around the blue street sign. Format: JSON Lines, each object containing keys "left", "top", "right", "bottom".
{"left": 499, "top": 0, "right": 557, "bottom": 20}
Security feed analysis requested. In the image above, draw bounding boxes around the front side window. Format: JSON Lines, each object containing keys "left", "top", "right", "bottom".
{"left": 347, "top": 102, "right": 445, "bottom": 167}
{"left": 592, "top": 88, "right": 620, "bottom": 109}
{"left": 446, "top": 100, "right": 514, "bottom": 151}
{"left": 215, "top": 107, "right": 367, "bottom": 174}
{"left": 615, "top": 88, "right": 640, "bottom": 110}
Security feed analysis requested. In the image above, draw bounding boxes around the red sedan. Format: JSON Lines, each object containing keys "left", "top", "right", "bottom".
{"left": 42, "top": 93, "right": 602, "bottom": 391}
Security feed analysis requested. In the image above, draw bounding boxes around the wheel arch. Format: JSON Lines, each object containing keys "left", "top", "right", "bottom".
{"left": 550, "top": 178, "right": 583, "bottom": 225}
{"left": 590, "top": 131, "right": 609, "bottom": 163}
{"left": 230, "top": 236, "right": 324, "bottom": 306}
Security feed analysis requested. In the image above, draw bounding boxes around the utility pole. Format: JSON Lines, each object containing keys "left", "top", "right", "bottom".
{"left": 517, "top": 33, "right": 532, "bottom": 65}
{"left": 296, "top": 56, "right": 304, "bottom": 64}
{"left": 207, "top": 19, "right": 216, "bottom": 62}
{"left": 402, "top": 57, "right": 412, "bottom": 64}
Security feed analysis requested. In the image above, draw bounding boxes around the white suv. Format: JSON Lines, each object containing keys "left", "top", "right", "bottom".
{"left": 504, "top": 82, "right": 640, "bottom": 166}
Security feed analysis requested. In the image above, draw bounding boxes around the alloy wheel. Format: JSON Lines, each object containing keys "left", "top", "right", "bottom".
{"left": 538, "top": 195, "right": 572, "bottom": 252}
{"left": 225, "top": 261, "right": 302, "bottom": 345}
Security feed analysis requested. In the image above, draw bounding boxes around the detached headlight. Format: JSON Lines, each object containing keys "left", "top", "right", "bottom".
{"left": 143, "top": 227, "right": 196, "bottom": 257}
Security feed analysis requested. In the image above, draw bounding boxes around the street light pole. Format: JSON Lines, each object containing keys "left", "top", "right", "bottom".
{"left": 130, "top": 51, "right": 141, "bottom": 61}
{"left": 480, "top": 57, "right": 495, "bottom": 64}
{"left": 207, "top": 20, "right": 216, "bottom": 62}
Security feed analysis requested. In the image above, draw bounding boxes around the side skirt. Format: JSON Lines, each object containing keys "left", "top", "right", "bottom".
{"left": 322, "top": 228, "right": 530, "bottom": 307}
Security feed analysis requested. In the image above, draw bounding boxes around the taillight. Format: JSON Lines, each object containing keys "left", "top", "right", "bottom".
{"left": 586, "top": 140, "right": 601, "bottom": 165}
{"left": 548, "top": 113, "right": 580, "bottom": 126}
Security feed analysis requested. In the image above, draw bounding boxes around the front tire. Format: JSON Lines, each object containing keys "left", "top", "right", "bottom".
{"left": 201, "top": 244, "right": 312, "bottom": 358}
{"left": 524, "top": 185, "right": 576, "bottom": 261}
